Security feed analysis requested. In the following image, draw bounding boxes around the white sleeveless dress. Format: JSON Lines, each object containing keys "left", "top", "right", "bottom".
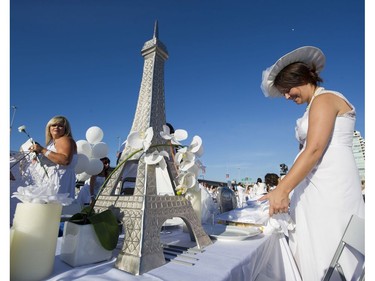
{"left": 289, "top": 87, "right": 365, "bottom": 280}
{"left": 45, "top": 141, "right": 78, "bottom": 199}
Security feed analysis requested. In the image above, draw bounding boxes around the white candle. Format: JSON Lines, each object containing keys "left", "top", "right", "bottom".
{"left": 10, "top": 202, "right": 62, "bottom": 281}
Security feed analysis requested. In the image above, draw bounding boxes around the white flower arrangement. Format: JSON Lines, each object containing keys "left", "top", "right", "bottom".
{"left": 12, "top": 182, "right": 74, "bottom": 205}
{"left": 126, "top": 125, "right": 204, "bottom": 196}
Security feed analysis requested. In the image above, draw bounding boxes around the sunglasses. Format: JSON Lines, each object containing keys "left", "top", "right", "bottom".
{"left": 50, "top": 124, "right": 64, "bottom": 128}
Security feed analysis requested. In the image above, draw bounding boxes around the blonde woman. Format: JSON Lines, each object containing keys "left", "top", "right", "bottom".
{"left": 30, "top": 115, "right": 78, "bottom": 198}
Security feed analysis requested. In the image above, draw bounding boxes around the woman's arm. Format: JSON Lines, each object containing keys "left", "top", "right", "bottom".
{"left": 39, "top": 136, "right": 76, "bottom": 165}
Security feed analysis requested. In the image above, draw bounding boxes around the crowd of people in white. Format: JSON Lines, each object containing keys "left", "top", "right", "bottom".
{"left": 200, "top": 173, "right": 281, "bottom": 209}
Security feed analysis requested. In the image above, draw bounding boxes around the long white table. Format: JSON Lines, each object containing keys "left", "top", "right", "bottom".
{"left": 45, "top": 225, "right": 301, "bottom": 281}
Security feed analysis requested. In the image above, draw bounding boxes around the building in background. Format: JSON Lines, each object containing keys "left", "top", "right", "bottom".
{"left": 352, "top": 130, "right": 365, "bottom": 181}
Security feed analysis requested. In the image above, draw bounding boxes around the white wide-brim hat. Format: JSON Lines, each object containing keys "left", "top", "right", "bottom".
{"left": 261, "top": 46, "right": 325, "bottom": 98}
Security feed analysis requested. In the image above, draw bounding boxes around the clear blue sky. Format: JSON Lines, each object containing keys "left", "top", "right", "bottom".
{"left": 7, "top": 0, "right": 366, "bottom": 184}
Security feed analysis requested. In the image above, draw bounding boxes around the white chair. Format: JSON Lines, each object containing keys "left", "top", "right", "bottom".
{"left": 323, "top": 214, "right": 365, "bottom": 281}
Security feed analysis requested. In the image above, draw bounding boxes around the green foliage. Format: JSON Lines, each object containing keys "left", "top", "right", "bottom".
{"left": 88, "top": 209, "right": 120, "bottom": 251}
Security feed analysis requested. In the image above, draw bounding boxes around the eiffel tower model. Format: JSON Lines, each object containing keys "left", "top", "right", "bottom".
{"left": 94, "top": 22, "right": 212, "bottom": 275}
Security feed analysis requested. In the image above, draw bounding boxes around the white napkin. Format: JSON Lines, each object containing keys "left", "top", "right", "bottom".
{"left": 262, "top": 204, "right": 295, "bottom": 236}
{"left": 215, "top": 204, "right": 269, "bottom": 225}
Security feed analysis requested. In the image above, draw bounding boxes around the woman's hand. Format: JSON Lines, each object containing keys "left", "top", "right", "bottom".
{"left": 29, "top": 142, "right": 44, "bottom": 154}
{"left": 259, "top": 187, "right": 290, "bottom": 216}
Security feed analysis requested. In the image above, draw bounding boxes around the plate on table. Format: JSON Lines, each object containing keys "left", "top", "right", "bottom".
{"left": 203, "top": 224, "right": 262, "bottom": 241}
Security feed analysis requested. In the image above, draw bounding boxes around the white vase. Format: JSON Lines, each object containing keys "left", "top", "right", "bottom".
{"left": 10, "top": 202, "right": 62, "bottom": 281}
{"left": 60, "top": 221, "right": 113, "bottom": 267}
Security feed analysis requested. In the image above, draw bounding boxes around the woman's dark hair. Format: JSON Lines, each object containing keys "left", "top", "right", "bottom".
{"left": 265, "top": 173, "right": 279, "bottom": 187}
{"left": 100, "top": 157, "right": 111, "bottom": 176}
{"left": 274, "top": 62, "right": 323, "bottom": 90}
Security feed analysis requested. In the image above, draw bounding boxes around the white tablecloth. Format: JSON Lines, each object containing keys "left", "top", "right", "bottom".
{"left": 45, "top": 226, "right": 301, "bottom": 281}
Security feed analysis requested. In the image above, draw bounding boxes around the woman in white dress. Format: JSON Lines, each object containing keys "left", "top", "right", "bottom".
{"left": 253, "top": 178, "right": 267, "bottom": 196}
{"left": 260, "top": 46, "right": 365, "bottom": 280}
{"left": 30, "top": 115, "right": 78, "bottom": 199}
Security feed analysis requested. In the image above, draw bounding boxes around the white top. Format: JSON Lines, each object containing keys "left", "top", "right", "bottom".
{"left": 46, "top": 141, "right": 78, "bottom": 199}
{"left": 76, "top": 176, "right": 106, "bottom": 205}
{"left": 14, "top": 140, "right": 78, "bottom": 199}
{"left": 253, "top": 182, "right": 267, "bottom": 195}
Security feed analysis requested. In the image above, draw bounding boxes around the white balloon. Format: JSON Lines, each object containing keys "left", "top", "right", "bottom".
{"left": 91, "top": 142, "right": 108, "bottom": 159}
{"left": 75, "top": 153, "right": 89, "bottom": 174}
{"left": 76, "top": 140, "right": 92, "bottom": 157}
{"left": 86, "top": 126, "right": 104, "bottom": 144}
{"left": 76, "top": 172, "right": 91, "bottom": 182}
{"left": 86, "top": 158, "right": 103, "bottom": 175}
